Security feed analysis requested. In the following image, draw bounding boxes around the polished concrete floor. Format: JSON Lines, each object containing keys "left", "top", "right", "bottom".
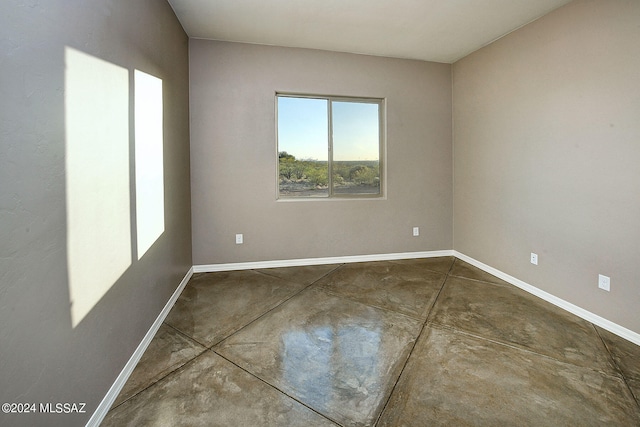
{"left": 103, "top": 257, "right": 640, "bottom": 426}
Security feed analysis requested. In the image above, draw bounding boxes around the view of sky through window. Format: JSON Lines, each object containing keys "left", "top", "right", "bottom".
{"left": 277, "top": 97, "right": 379, "bottom": 161}
{"left": 277, "top": 97, "right": 328, "bottom": 160}
{"left": 332, "top": 101, "right": 379, "bottom": 161}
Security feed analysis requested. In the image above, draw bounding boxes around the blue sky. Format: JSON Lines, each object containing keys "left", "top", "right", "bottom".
{"left": 278, "top": 96, "right": 379, "bottom": 161}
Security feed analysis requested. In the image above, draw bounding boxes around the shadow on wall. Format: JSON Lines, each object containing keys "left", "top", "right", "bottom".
{"left": 64, "top": 47, "right": 165, "bottom": 328}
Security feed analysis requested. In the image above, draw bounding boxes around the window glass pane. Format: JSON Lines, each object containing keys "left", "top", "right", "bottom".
{"left": 331, "top": 101, "right": 380, "bottom": 195}
{"left": 278, "top": 96, "right": 329, "bottom": 197}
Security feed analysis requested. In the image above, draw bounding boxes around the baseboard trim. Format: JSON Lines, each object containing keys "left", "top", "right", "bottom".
{"left": 193, "top": 250, "right": 455, "bottom": 273}
{"left": 86, "top": 267, "right": 194, "bottom": 427}
{"left": 453, "top": 251, "right": 640, "bottom": 346}
{"left": 89, "top": 250, "right": 640, "bottom": 427}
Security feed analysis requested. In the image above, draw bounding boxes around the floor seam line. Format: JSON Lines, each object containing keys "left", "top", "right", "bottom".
{"left": 207, "top": 270, "right": 345, "bottom": 350}
{"left": 373, "top": 261, "right": 452, "bottom": 425}
{"left": 108, "top": 348, "right": 209, "bottom": 412}
{"left": 593, "top": 324, "right": 640, "bottom": 409}
{"left": 211, "top": 349, "right": 343, "bottom": 426}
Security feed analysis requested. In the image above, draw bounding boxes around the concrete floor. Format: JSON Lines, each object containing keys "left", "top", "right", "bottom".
{"left": 103, "top": 257, "right": 640, "bottom": 426}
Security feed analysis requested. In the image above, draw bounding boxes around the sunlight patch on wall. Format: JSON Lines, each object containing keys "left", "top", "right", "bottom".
{"left": 134, "top": 70, "right": 165, "bottom": 259}
{"left": 65, "top": 47, "right": 131, "bottom": 327}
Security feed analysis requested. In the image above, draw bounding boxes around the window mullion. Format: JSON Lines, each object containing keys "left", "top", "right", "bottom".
{"left": 328, "top": 99, "right": 334, "bottom": 197}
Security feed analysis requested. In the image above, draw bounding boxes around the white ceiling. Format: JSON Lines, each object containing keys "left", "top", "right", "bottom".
{"left": 167, "top": 0, "right": 572, "bottom": 63}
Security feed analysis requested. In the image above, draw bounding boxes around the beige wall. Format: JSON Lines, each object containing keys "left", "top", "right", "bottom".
{"left": 453, "top": 0, "right": 640, "bottom": 333}
{"left": 0, "top": 1, "right": 191, "bottom": 425}
{"left": 6, "top": 1, "right": 639, "bottom": 424}
{"left": 190, "top": 40, "right": 452, "bottom": 265}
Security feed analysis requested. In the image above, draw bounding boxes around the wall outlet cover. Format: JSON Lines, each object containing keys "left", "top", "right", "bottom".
{"left": 598, "top": 274, "right": 610, "bottom": 291}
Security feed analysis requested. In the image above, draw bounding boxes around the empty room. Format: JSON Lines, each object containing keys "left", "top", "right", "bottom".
{"left": 1, "top": 0, "right": 639, "bottom": 426}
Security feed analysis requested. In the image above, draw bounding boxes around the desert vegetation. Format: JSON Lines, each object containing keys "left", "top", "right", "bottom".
{"left": 279, "top": 151, "right": 380, "bottom": 196}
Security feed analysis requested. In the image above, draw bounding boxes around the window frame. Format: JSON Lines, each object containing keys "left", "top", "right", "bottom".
{"left": 275, "top": 92, "right": 386, "bottom": 200}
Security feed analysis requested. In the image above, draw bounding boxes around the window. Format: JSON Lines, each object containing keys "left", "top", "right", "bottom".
{"left": 277, "top": 94, "right": 384, "bottom": 199}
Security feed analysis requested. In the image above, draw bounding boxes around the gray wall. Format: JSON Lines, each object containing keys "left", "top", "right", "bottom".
{"left": 0, "top": 1, "right": 191, "bottom": 425}
{"left": 190, "top": 40, "right": 452, "bottom": 265}
{"left": 453, "top": 0, "right": 640, "bottom": 333}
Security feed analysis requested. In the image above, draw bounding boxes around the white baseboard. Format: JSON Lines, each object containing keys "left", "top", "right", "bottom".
{"left": 89, "top": 250, "right": 640, "bottom": 427}
{"left": 453, "top": 251, "right": 640, "bottom": 346}
{"left": 86, "top": 267, "right": 194, "bottom": 427}
{"left": 196, "top": 250, "right": 640, "bottom": 344}
{"left": 193, "top": 250, "right": 455, "bottom": 273}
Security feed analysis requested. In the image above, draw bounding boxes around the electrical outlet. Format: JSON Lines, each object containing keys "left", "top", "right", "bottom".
{"left": 530, "top": 253, "right": 538, "bottom": 265}
{"left": 412, "top": 227, "right": 419, "bottom": 237}
{"left": 598, "top": 274, "right": 610, "bottom": 292}
{"left": 235, "top": 234, "right": 243, "bottom": 244}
